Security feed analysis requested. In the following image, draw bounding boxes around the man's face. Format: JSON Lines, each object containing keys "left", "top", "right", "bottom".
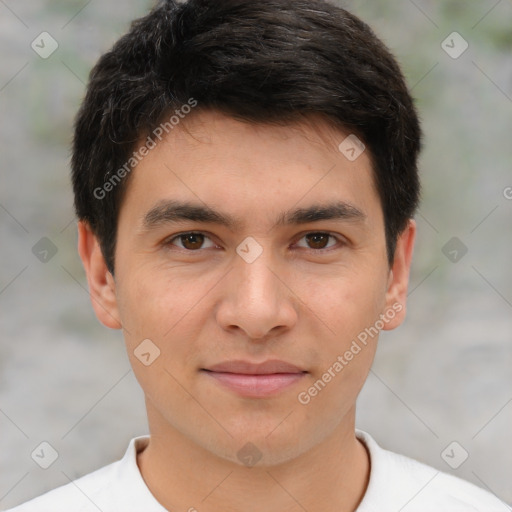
{"left": 82, "top": 110, "right": 413, "bottom": 466}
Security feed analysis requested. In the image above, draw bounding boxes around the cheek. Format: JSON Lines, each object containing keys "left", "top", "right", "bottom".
{"left": 116, "top": 271, "right": 201, "bottom": 399}
{"left": 117, "top": 265, "right": 217, "bottom": 388}
{"left": 295, "top": 274, "right": 383, "bottom": 421}
{"left": 303, "top": 267, "right": 387, "bottom": 340}
{"left": 295, "top": 268, "right": 386, "bottom": 400}
{"left": 118, "top": 265, "right": 199, "bottom": 336}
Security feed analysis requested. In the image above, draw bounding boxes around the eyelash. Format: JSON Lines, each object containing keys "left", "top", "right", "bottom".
{"left": 163, "top": 231, "right": 345, "bottom": 253}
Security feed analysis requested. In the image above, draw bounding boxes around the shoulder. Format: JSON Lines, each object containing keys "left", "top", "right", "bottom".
{"left": 3, "top": 461, "right": 118, "bottom": 512}
{"left": 3, "top": 436, "right": 163, "bottom": 512}
{"left": 356, "top": 430, "right": 507, "bottom": 512}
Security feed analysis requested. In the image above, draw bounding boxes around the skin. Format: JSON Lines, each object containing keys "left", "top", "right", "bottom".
{"left": 78, "top": 110, "right": 415, "bottom": 512}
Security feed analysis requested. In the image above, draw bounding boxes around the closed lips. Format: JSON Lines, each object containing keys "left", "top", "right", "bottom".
{"left": 202, "top": 359, "right": 307, "bottom": 375}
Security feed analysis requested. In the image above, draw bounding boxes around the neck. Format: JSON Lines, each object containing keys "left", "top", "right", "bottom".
{"left": 137, "top": 403, "right": 369, "bottom": 512}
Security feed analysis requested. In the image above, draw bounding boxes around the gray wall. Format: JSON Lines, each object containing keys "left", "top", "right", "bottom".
{"left": 1, "top": 0, "right": 511, "bottom": 508}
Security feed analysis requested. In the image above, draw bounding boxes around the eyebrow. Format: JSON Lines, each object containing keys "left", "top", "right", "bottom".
{"left": 141, "top": 199, "right": 366, "bottom": 233}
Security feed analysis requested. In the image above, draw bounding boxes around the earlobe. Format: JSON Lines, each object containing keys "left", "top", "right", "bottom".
{"left": 77, "top": 221, "right": 122, "bottom": 330}
{"left": 382, "top": 219, "right": 416, "bottom": 331}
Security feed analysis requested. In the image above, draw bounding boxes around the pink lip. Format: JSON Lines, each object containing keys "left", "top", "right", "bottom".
{"left": 201, "top": 359, "right": 307, "bottom": 398}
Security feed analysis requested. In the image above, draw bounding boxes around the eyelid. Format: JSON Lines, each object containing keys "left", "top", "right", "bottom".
{"left": 164, "top": 230, "right": 345, "bottom": 252}
{"left": 292, "top": 231, "right": 345, "bottom": 251}
{"left": 164, "top": 230, "right": 219, "bottom": 250}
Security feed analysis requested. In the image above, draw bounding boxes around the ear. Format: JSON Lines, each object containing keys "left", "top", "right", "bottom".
{"left": 381, "top": 219, "right": 416, "bottom": 330}
{"left": 77, "top": 221, "right": 122, "bottom": 329}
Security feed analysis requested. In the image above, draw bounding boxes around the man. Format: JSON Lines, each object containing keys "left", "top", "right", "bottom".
{"left": 7, "top": 0, "right": 506, "bottom": 510}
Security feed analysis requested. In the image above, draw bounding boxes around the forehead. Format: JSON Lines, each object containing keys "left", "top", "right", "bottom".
{"left": 118, "top": 110, "right": 382, "bottom": 232}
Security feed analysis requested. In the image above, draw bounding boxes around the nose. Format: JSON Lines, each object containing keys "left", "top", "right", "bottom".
{"left": 215, "top": 246, "right": 298, "bottom": 341}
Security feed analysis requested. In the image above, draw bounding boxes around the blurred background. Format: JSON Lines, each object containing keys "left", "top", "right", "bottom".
{"left": 1, "top": 0, "right": 511, "bottom": 508}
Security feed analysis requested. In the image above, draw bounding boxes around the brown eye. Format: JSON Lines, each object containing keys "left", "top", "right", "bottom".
{"left": 306, "top": 233, "right": 329, "bottom": 249}
{"left": 180, "top": 233, "right": 204, "bottom": 250}
{"left": 168, "top": 232, "right": 216, "bottom": 251}
{"left": 296, "top": 232, "right": 339, "bottom": 250}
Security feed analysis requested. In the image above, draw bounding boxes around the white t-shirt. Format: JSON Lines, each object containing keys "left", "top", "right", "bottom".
{"left": 4, "top": 430, "right": 507, "bottom": 512}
